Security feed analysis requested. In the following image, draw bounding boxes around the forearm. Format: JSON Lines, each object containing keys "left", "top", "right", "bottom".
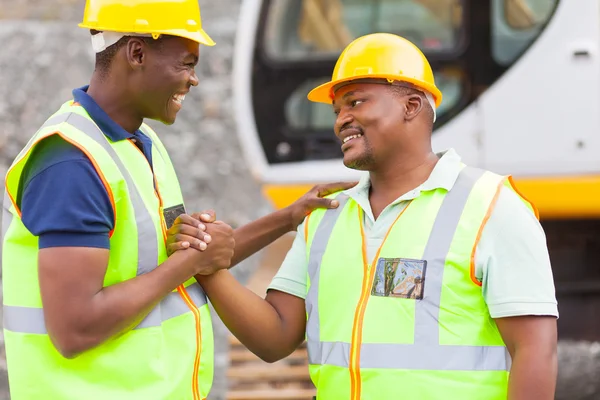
{"left": 508, "top": 345, "right": 557, "bottom": 400}
{"left": 56, "top": 252, "right": 194, "bottom": 357}
{"left": 196, "top": 270, "right": 298, "bottom": 362}
{"left": 230, "top": 208, "right": 293, "bottom": 267}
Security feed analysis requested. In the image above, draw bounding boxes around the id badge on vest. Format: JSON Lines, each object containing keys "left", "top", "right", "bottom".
{"left": 371, "top": 258, "right": 427, "bottom": 300}
{"left": 162, "top": 204, "right": 186, "bottom": 230}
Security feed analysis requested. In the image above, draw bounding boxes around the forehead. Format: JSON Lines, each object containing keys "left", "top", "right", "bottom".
{"left": 332, "top": 82, "right": 388, "bottom": 104}
{"left": 157, "top": 36, "right": 200, "bottom": 58}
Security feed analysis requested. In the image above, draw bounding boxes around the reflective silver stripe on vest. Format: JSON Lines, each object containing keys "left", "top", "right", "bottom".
{"left": 2, "top": 111, "right": 208, "bottom": 334}
{"left": 305, "top": 167, "right": 510, "bottom": 371}
{"left": 3, "top": 284, "right": 208, "bottom": 334}
{"left": 2, "top": 191, "right": 13, "bottom": 248}
{"left": 305, "top": 194, "right": 350, "bottom": 349}
{"left": 44, "top": 112, "right": 158, "bottom": 276}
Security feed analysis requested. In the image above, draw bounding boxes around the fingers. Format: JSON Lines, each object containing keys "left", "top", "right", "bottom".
{"left": 192, "top": 210, "right": 217, "bottom": 223}
{"left": 168, "top": 234, "right": 209, "bottom": 253}
{"left": 174, "top": 213, "right": 206, "bottom": 231}
{"left": 173, "top": 223, "right": 212, "bottom": 243}
{"left": 313, "top": 181, "right": 358, "bottom": 197}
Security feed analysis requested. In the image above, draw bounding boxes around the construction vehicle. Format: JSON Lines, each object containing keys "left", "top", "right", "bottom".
{"left": 229, "top": 0, "right": 600, "bottom": 397}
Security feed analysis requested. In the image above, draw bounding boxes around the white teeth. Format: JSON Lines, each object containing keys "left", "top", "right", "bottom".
{"left": 173, "top": 94, "right": 185, "bottom": 104}
{"left": 343, "top": 133, "right": 363, "bottom": 144}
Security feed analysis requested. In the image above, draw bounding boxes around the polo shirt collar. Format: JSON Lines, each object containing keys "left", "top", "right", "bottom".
{"left": 72, "top": 85, "right": 135, "bottom": 142}
{"left": 343, "top": 148, "right": 464, "bottom": 211}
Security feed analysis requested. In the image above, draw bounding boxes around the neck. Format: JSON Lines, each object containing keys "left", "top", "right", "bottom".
{"left": 87, "top": 72, "right": 142, "bottom": 133}
{"left": 369, "top": 148, "right": 439, "bottom": 206}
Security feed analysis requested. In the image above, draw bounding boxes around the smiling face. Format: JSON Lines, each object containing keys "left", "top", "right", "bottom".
{"left": 332, "top": 81, "right": 419, "bottom": 171}
{"left": 127, "top": 35, "right": 200, "bottom": 125}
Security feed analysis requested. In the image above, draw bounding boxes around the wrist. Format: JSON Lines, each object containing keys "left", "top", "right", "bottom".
{"left": 195, "top": 269, "right": 227, "bottom": 286}
{"left": 156, "top": 251, "right": 195, "bottom": 287}
{"left": 280, "top": 206, "right": 298, "bottom": 232}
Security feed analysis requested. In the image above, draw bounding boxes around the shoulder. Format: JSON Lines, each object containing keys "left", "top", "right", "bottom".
{"left": 487, "top": 184, "right": 541, "bottom": 236}
{"left": 22, "top": 134, "right": 90, "bottom": 183}
{"left": 477, "top": 184, "right": 549, "bottom": 272}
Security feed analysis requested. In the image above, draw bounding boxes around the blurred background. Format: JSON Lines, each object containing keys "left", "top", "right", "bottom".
{"left": 1, "top": 0, "right": 599, "bottom": 399}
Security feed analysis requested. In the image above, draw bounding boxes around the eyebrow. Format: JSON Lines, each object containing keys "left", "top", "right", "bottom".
{"left": 186, "top": 54, "right": 199, "bottom": 64}
{"left": 332, "top": 90, "right": 364, "bottom": 107}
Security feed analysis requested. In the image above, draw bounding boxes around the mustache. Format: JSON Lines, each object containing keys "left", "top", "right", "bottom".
{"left": 340, "top": 124, "right": 364, "bottom": 135}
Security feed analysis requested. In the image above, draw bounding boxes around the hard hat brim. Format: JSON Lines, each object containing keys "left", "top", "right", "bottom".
{"left": 78, "top": 23, "right": 216, "bottom": 46}
{"left": 308, "top": 75, "right": 442, "bottom": 108}
{"left": 169, "top": 28, "right": 216, "bottom": 46}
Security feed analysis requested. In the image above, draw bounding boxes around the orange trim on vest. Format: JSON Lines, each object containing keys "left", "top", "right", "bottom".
{"left": 350, "top": 201, "right": 413, "bottom": 400}
{"left": 304, "top": 213, "right": 311, "bottom": 244}
{"left": 177, "top": 285, "right": 204, "bottom": 400}
{"left": 127, "top": 139, "right": 168, "bottom": 243}
{"left": 469, "top": 178, "right": 504, "bottom": 286}
{"left": 4, "top": 131, "right": 117, "bottom": 237}
{"left": 129, "top": 138, "right": 203, "bottom": 399}
{"left": 507, "top": 175, "right": 540, "bottom": 220}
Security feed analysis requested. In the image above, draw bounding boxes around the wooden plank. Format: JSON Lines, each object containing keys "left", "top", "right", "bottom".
{"left": 229, "top": 348, "right": 308, "bottom": 363}
{"left": 227, "top": 389, "right": 316, "bottom": 400}
{"left": 229, "top": 335, "right": 307, "bottom": 349}
{"left": 228, "top": 365, "right": 310, "bottom": 382}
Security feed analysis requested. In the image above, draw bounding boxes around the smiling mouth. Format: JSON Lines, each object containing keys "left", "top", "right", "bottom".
{"left": 172, "top": 94, "right": 186, "bottom": 106}
{"left": 343, "top": 133, "right": 363, "bottom": 144}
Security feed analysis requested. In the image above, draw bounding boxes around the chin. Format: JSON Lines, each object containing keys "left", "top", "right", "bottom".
{"left": 343, "top": 156, "right": 371, "bottom": 171}
{"left": 155, "top": 114, "right": 177, "bottom": 125}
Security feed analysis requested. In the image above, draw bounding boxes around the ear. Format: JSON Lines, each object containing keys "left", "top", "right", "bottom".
{"left": 125, "top": 37, "right": 146, "bottom": 69}
{"left": 404, "top": 94, "right": 424, "bottom": 122}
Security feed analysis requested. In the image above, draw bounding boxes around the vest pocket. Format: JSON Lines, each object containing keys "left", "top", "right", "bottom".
{"left": 371, "top": 257, "right": 427, "bottom": 300}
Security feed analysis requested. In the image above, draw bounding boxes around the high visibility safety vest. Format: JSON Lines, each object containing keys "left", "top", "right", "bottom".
{"left": 2, "top": 101, "right": 214, "bottom": 400}
{"left": 304, "top": 166, "right": 538, "bottom": 400}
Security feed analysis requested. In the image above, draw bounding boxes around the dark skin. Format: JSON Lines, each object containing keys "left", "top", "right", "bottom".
{"left": 174, "top": 81, "right": 558, "bottom": 400}
{"left": 40, "top": 35, "right": 356, "bottom": 359}
{"left": 87, "top": 35, "right": 199, "bottom": 132}
{"left": 332, "top": 84, "right": 439, "bottom": 219}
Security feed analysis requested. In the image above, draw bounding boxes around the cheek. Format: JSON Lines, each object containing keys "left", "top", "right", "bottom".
{"left": 360, "top": 116, "right": 402, "bottom": 153}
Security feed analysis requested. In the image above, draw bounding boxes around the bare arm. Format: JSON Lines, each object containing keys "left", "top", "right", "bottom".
{"left": 169, "top": 182, "right": 357, "bottom": 268}
{"left": 230, "top": 208, "right": 296, "bottom": 267}
{"left": 495, "top": 316, "right": 558, "bottom": 400}
{"left": 40, "top": 223, "right": 235, "bottom": 359}
{"left": 196, "top": 270, "right": 306, "bottom": 362}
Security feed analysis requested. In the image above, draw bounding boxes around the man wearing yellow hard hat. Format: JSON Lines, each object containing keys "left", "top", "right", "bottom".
{"left": 1, "top": 1, "right": 353, "bottom": 399}
{"left": 177, "top": 33, "right": 559, "bottom": 399}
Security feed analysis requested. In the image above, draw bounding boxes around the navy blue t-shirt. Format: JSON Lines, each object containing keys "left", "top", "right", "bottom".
{"left": 17, "top": 86, "right": 155, "bottom": 249}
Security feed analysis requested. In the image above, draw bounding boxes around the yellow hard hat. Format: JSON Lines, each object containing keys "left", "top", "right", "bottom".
{"left": 307, "top": 33, "right": 441, "bottom": 107}
{"left": 79, "top": 0, "right": 215, "bottom": 46}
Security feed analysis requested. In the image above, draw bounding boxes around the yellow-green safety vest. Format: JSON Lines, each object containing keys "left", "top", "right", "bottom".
{"left": 304, "top": 166, "right": 538, "bottom": 400}
{"left": 2, "top": 101, "right": 214, "bottom": 400}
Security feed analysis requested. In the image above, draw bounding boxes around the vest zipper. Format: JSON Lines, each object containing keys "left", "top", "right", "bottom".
{"left": 349, "top": 203, "right": 413, "bottom": 400}
{"left": 128, "top": 140, "right": 204, "bottom": 399}
{"left": 178, "top": 285, "right": 204, "bottom": 400}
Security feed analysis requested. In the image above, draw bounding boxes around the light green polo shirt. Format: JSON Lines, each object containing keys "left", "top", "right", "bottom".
{"left": 268, "top": 148, "right": 559, "bottom": 319}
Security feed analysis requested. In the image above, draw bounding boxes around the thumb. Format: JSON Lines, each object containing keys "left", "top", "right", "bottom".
{"left": 193, "top": 210, "right": 216, "bottom": 223}
{"left": 312, "top": 198, "right": 339, "bottom": 210}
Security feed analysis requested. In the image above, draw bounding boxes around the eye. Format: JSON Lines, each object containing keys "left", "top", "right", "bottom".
{"left": 350, "top": 99, "right": 364, "bottom": 107}
{"left": 333, "top": 109, "right": 340, "bottom": 116}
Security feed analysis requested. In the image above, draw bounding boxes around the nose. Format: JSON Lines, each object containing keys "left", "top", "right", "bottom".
{"left": 189, "top": 70, "right": 199, "bottom": 87}
{"left": 334, "top": 109, "right": 353, "bottom": 136}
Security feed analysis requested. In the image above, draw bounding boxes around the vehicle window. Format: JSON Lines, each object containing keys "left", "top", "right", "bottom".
{"left": 284, "top": 69, "right": 464, "bottom": 133}
{"left": 263, "top": 0, "right": 465, "bottom": 61}
{"left": 492, "top": 0, "right": 559, "bottom": 65}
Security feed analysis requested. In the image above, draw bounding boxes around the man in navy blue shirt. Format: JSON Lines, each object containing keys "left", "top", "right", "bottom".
{"left": 11, "top": 6, "right": 351, "bottom": 364}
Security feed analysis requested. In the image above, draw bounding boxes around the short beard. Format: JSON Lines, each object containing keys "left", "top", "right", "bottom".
{"left": 344, "top": 138, "right": 375, "bottom": 170}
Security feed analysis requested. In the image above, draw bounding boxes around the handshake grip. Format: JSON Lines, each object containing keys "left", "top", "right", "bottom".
{"left": 191, "top": 221, "right": 235, "bottom": 275}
